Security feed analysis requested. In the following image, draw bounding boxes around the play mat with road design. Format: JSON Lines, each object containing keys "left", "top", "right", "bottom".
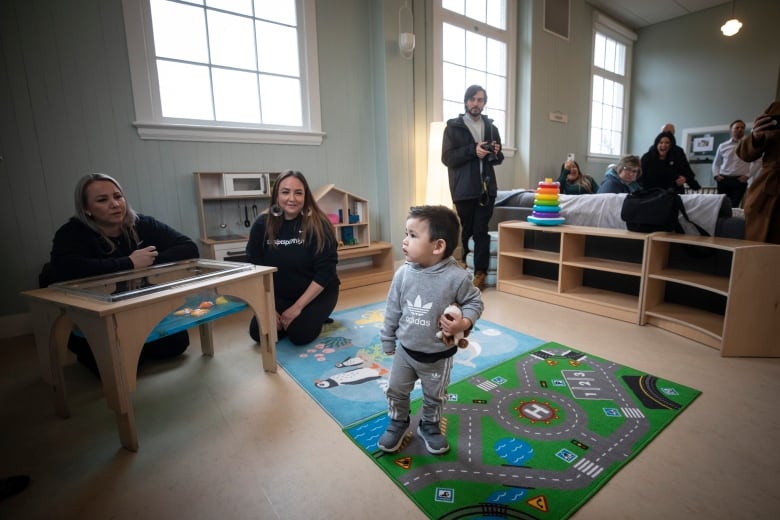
{"left": 345, "top": 342, "right": 701, "bottom": 520}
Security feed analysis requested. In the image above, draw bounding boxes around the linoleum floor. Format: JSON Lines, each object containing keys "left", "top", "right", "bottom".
{"left": 1, "top": 283, "right": 779, "bottom": 519}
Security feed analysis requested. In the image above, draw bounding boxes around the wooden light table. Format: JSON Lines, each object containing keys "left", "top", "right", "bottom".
{"left": 22, "top": 260, "right": 277, "bottom": 451}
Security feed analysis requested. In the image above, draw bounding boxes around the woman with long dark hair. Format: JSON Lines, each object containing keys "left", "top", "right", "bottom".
{"left": 640, "top": 132, "right": 699, "bottom": 194}
{"left": 557, "top": 159, "right": 599, "bottom": 194}
{"left": 246, "top": 170, "right": 340, "bottom": 345}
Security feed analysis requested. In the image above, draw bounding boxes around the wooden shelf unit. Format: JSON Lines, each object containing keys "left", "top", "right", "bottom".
{"left": 337, "top": 241, "right": 394, "bottom": 290}
{"left": 497, "top": 222, "right": 780, "bottom": 357}
{"left": 195, "top": 175, "right": 394, "bottom": 289}
{"left": 643, "top": 233, "right": 780, "bottom": 356}
{"left": 312, "top": 184, "right": 369, "bottom": 250}
{"left": 194, "top": 172, "right": 279, "bottom": 260}
{"left": 497, "top": 222, "right": 648, "bottom": 324}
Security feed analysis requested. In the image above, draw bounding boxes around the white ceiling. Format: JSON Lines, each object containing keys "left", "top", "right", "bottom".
{"left": 586, "top": 0, "right": 732, "bottom": 29}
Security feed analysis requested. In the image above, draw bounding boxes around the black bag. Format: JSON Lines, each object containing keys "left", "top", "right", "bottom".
{"left": 621, "top": 188, "right": 708, "bottom": 235}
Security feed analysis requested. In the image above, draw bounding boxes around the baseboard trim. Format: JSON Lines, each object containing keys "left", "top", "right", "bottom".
{"left": 0, "top": 313, "right": 32, "bottom": 338}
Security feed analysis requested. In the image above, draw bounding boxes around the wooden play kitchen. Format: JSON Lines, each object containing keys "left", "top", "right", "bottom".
{"left": 497, "top": 221, "right": 780, "bottom": 357}
{"left": 194, "top": 172, "right": 280, "bottom": 262}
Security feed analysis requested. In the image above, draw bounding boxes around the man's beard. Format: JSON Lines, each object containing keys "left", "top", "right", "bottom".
{"left": 467, "top": 106, "right": 482, "bottom": 117}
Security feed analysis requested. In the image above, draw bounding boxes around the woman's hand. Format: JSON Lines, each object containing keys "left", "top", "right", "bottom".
{"left": 129, "top": 245, "right": 158, "bottom": 269}
{"left": 279, "top": 305, "right": 303, "bottom": 330}
{"left": 675, "top": 175, "right": 687, "bottom": 187}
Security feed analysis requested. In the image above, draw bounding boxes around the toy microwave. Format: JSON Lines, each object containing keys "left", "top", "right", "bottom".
{"left": 222, "top": 173, "right": 269, "bottom": 196}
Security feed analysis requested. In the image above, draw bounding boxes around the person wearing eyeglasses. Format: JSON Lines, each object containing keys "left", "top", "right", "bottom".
{"left": 597, "top": 155, "right": 643, "bottom": 194}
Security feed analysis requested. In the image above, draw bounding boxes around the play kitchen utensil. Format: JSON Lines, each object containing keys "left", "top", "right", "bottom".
{"left": 244, "top": 205, "right": 251, "bottom": 227}
{"left": 219, "top": 201, "right": 227, "bottom": 229}
{"left": 252, "top": 203, "right": 258, "bottom": 218}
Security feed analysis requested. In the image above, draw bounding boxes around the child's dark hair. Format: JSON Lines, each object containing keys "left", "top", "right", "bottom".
{"left": 408, "top": 205, "right": 460, "bottom": 259}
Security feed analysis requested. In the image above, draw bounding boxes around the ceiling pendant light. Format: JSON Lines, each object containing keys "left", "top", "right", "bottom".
{"left": 721, "top": 0, "right": 742, "bottom": 37}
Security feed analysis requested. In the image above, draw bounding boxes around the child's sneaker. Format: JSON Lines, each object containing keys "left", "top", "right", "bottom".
{"left": 417, "top": 420, "right": 450, "bottom": 454}
{"left": 377, "top": 418, "right": 410, "bottom": 452}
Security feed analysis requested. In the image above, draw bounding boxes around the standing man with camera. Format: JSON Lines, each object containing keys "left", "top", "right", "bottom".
{"left": 441, "top": 85, "right": 504, "bottom": 290}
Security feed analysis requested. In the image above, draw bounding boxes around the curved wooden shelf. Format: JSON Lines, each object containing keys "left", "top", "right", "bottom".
{"left": 497, "top": 223, "right": 780, "bottom": 357}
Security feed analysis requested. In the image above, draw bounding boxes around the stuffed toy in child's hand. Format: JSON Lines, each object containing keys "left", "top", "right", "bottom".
{"left": 436, "top": 303, "right": 470, "bottom": 349}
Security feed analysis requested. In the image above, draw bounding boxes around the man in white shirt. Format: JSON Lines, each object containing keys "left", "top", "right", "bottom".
{"left": 712, "top": 119, "right": 761, "bottom": 207}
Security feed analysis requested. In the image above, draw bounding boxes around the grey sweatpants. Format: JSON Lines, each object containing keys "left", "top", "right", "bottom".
{"left": 385, "top": 346, "right": 454, "bottom": 424}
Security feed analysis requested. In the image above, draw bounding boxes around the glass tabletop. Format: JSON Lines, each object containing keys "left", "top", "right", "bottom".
{"left": 49, "top": 259, "right": 253, "bottom": 302}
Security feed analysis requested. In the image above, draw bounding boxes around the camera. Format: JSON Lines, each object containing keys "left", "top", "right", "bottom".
{"left": 480, "top": 141, "right": 498, "bottom": 163}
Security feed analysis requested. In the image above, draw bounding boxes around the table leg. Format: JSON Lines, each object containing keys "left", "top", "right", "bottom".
{"left": 260, "top": 287, "right": 278, "bottom": 372}
{"left": 68, "top": 308, "right": 141, "bottom": 451}
{"left": 199, "top": 322, "right": 215, "bottom": 356}
{"left": 28, "top": 301, "right": 72, "bottom": 418}
{"left": 216, "top": 272, "right": 277, "bottom": 373}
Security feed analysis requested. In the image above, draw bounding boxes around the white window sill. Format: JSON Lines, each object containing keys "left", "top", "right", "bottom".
{"left": 133, "top": 121, "right": 325, "bottom": 145}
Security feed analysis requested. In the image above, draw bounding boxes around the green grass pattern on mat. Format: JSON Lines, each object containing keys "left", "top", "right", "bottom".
{"left": 345, "top": 341, "right": 701, "bottom": 520}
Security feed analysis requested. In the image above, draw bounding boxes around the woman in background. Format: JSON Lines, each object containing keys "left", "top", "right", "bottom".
{"left": 246, "top": 170, "right": 340, "bottom": 345}
{"left": 557, "top": 159, "right": 599, "bottom": 194}
{"left": 42, "top": 173, "right": 199, "bottom": 377}
{"left": 597, "top": 155, "right": 643, "bottom": 194}
{"left": 640, "top": 131, "right": 700, "bottom": 193}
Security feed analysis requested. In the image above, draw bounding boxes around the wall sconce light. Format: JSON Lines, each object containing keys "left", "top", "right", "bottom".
{"left": 720, "top": 0, "right": 742, "bottom": 37}
{"left": 398, "top": 1, "right": 415, "bottom": 59}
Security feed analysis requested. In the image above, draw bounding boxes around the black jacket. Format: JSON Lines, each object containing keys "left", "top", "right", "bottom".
{"left": 42, "top": 214, "right": 198, "bottom": 286}
{"left": 246, "top": 214, "right": 339, "bottom": 308}
{"left": 641, "top": 133, "right": 700, "bottom": 193}
{"left": 441, "top": 114, "right": 504, "bottom": 202}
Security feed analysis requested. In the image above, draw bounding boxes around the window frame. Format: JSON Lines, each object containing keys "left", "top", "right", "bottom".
{"left": 121, "top": 0, "right": 324, "bottom": 145}
{"left": 431, "top": 0, "right": 517, "bottom": 156}
{"left": 587, "top": 13, "right": 636, "bottom": 161}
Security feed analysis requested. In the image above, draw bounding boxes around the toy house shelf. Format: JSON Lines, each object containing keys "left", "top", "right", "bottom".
{"left": 312, "top": 184, "right": 393, "bottom": 288}
{"left": 312, "top": 184, "right": 369, "bottom": 250}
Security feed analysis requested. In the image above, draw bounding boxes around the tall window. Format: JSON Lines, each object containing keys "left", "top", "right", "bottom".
{"left": 588, "top": 14, "right": 636, "bottom": 158}
{"left": 434, "top": 0, "right": 515, "bottom": 145}
{"left": 122, "top": 0, "right": 322, "bottom": 144}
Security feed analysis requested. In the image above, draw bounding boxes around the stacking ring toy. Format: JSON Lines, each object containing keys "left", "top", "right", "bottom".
{"left": 527, "top": 178, "right": 565, "bottom": 226}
